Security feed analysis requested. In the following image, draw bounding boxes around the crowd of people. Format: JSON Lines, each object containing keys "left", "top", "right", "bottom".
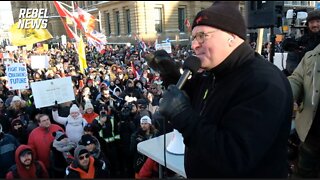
{"left": 0, "top": 32, "right": 194, "bottom": 178}
{"left": 0, "top": 1, "right": 320, "bottom": 178}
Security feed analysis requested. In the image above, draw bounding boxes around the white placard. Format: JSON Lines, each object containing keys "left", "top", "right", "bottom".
{"left": 31, "top": 55, "right": 50, "bottom": 69}
{"left": 6, "top": 63, "right": 29, "bottom": 90}
{"left": 61, "top": 35, "right": 67, "bottom": 45}
{"left": 5, "top": 46, "right": 18, "bottom": 52}
{"left": 155, "top": 42, "right": 172, "bottom": 53}
{"left": 31, "top": 77, "right": 75, "bottom": 108}
{"left": 272, "top": 52, "right": 288, "bottom": 71}
{"left": 3, "top": 53, "right": 10, "bottom": 59}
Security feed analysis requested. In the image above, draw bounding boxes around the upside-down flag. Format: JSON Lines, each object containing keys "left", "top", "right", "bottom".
{"left": 9, "top": 22, "right": 53, "bottom": 46}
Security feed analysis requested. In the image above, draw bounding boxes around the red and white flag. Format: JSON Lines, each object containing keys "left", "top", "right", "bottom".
{"left": 184, "top": 18, "right": 191, "bottom": 32}
{"left": 74, "top": 3, "right": 96, "bottom": 33}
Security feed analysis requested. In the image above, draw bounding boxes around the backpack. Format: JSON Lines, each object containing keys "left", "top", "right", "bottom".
{"left": 10, "top": 160, "right": 43, "bottom": 178}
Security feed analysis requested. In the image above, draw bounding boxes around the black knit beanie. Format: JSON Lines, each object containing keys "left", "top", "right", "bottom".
{"left": 307, "top": 9, "right": 320, "bottom": 24}
{"left": 192, "top": 1, "right": 246, "bottom": 40}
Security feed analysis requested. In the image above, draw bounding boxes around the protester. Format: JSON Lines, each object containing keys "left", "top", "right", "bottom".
{"left": 147, "top": 1, "right": 293, "bottom": 178}
{"left": 288, "top": 42, "right": 320, "bottom": 177}
{"left": 130, "top": 115, "right": 159, "bottom": 178}
{"left": 50, "top": 130, "right": 76, "bottom": 178}
{"left": 52, "top": 104, "right": 88, "bottom": 144}
{"left": 28, "top": 114, "right": 64, "bottom": 170}
{"left": 6, "top": 145, "right": 49, "bottom": 179}
{"left": 65, "top": 145, "right": 110, "bottom": 178}
{"left": 0, "top": 124, "right": 20, "bottom": 178}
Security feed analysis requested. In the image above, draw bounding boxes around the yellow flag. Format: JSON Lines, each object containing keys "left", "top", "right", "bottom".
{"left": 43, "top": 44, "right": 49, "bottom": 51}
{"left": 78, "top": 36, "right": 87, "bottom": 74}
{"left": 9, "top": 22, "right": 53, "bottom": 46}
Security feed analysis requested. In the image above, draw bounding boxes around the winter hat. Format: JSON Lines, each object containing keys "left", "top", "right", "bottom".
{"left": 69, "top": 104, "right": 80, "bottom": 113}
{"left": 140, "top": 115, "right": 152, "bottom": 124}
{"left": 79, "top": 134, "right": 96, "bottom": 146}
{"left": 192, "top": 1, "right": 246, "bottom": 40}
{"left": 12, "top": 96, "right": 21, "bottom": 102}
{"left": 73, "top": 145, "right": 89, "bottom": 166}
{"left": 52, "top": 130, "right": 67, "bottom": 141}
{"left": 84, "top": 102, "right": 94, "bottom": 112}
{"left": 307, "top": 9, "right": 320, "bottom": 24}
{"left": 84, "top": 123, "right": 95, "bottom": 132}
{"left": 11, "top": 118, "right": 22, "bottom": 127}
{"left": 20, "top": 148, "right": 32, "bottom": 157}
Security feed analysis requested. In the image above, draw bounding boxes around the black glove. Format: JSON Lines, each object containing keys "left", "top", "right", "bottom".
{"left": 159, "top": 85, "right": 191, "bottom": 125}
{"left": 146, "top": 50, "right": 181, "bottom": 88}
{"left": 52, "top": 100, "right": 59, "bottom": 111}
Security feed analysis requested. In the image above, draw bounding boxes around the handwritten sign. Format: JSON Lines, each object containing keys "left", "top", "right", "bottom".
{"left": 6, "top": 63, "right": 29, "bottom": 90}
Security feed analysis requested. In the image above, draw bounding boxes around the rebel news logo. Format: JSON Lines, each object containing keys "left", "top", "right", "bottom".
{"left": 18, "top": 8, "right": 48, "bottom": 29}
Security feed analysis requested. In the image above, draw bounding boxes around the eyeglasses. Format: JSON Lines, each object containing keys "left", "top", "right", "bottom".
{"left": 79, "top": 153, "right": 90, "bottom": 160}
{"left": 191, "top": 30, "right": 218, "bottom": 44}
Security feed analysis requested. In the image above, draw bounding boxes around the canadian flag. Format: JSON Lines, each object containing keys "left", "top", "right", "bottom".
{"left": 184, "top": 18, "right": 191, "bottom": 32}
{"left": 74, "top": 3, "right": 96, "bottom": 34}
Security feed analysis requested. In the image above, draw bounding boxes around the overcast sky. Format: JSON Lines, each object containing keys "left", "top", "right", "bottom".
{"left": 0, "top": 1, "right": 14, "bottom": 26}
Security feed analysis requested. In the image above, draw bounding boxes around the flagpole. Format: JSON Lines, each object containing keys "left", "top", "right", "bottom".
{"left": 71, "top": 1, "right": 77, "bottom": 36}
{"left": 98, "top": 11, "right": 102, "bottom": 32}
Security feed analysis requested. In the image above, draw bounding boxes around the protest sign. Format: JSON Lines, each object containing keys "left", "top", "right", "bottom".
{"left": 30, "top": 77, "right": 75, "bottom": 108}
{"left": 31, "top": 55, "right": 49, "bottom": 69}
{"left": 155, "top": 42, "right": 172, "bottom": 53}
{"left": 6, "top": 63, "right": 29, "bottom": 90}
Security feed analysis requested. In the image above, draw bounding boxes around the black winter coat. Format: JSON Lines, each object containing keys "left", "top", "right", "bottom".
{"left": 173, "top": 43, "right": 293, "bottom": 178}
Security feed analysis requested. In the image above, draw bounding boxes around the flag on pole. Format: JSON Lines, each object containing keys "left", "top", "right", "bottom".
{"left": 8, "top": 22, "right": 53, "bottom": 46}
{"left": 77, "top": 35, "right": 87, "bottom": 74}
{"left": 184, "top": 18, "right": 191, "bottom": 32}
{"left": 53, "top": 1, "right": 80, "bottom": 41}
{"left": 74, "top": 3, "right": 96, "bottom": 33}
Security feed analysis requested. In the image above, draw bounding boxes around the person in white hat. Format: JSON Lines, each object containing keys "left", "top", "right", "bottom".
{"left": 52, "top": 104, "right": 88, "bottom": 144}
{"left": 130, "top": 115, "right": 159, "bottom": 178}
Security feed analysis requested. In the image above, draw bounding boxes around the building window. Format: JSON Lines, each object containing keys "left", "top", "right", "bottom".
{"left": 115, "top": 11, "right": 120, "bottom": 36}
{"left": 126, "top": 9, "right": 131, "bottom": 34}
{"left": 105, "top": 12, "right": 111, "bottom": 36}
{"left": 155, "top": 7, "right": 163, "bottom": 33}
{"left": 178, "top": 8, "right": 185, "bottom": 32}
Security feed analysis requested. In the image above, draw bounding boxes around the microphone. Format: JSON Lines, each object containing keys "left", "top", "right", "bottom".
{"left": 176, "top": 56, "right": 201, "bottom": 89}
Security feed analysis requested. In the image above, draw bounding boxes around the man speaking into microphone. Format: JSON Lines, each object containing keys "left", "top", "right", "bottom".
{"left": 147, "top": 1, "right": 293, "bottom": 178}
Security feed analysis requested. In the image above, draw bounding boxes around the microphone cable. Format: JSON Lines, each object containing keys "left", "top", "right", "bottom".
{"left": 162, "top": 110, "right": 167, "bottom": 178}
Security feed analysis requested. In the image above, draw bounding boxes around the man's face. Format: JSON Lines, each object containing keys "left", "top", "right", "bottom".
{"left": 13, "top": 122, "right": 22, "bottom": 130}
{"left": 308, "top": 19, "right": 320, "bottom": 33}
{"left": 20, "top": 151, "right": 32, "bottom": 166}
{"left": 78, "top": 153, "right": 90, "bottom": 168}
{"left": 39, "top": 115, "right": 51, "bottom": 128}
{"left": 191, "top": 26, "right": 232, "bottom": 70}
{"left": 85, "top": 143, "right": 96, "bottom": 152}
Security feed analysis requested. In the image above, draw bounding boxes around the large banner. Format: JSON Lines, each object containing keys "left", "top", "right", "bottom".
{"left": 30, "top": 77, "right": 75, "bottom": 108}
{"left": 6, "top": 63, "right": 29, "bottom": 90}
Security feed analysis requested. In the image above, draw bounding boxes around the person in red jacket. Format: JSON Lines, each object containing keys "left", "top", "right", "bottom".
{"left": 82, "top": 102, "right": 99, "bottom": 124}
{"left": 28, "top": 114, "right": 64, "bottom": 171}
{"left": 6, "top": 144, "right": 49, "bottom": 179}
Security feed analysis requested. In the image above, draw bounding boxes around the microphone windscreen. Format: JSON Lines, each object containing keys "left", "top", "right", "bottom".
{"left": 183, "top": 56, "right": 201, "bottom": 75}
